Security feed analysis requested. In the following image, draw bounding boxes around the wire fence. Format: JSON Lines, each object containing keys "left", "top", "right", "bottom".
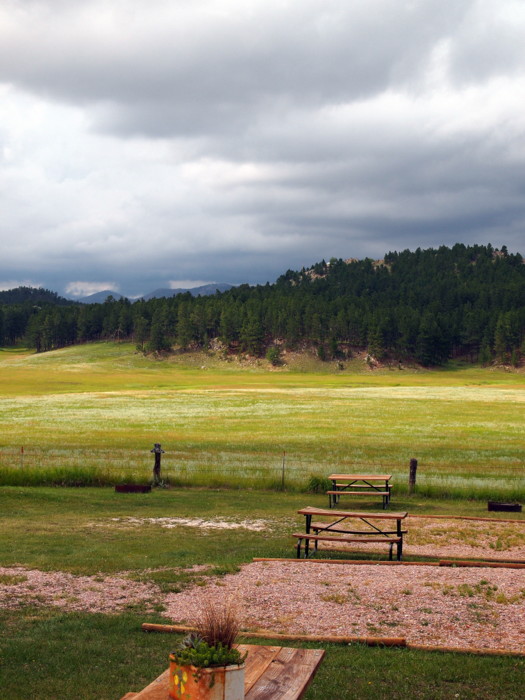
{"left": 1, "top": 445, "right": 524, "bottom": 501}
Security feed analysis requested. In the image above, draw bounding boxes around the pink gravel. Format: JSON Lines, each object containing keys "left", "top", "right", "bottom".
{"left": 2, "top": 516, "right": 525, "bottom": 654}
{"left": 0, "top": 566, "right": 158, "bottom": 613}
{"left": 164, "top": 560, "right": 525, "bottom": 653}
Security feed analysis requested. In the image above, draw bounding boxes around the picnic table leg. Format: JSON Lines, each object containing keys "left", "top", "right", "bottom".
{"left": 304, "top": 514, "right": 313, "bottom": 558}
{"left": 397, "top": 519, "right": 403, "bottom": 561}
{"left": 329, "top": 480, "right": 336, "bottom": 508}
{"left": 296, "top": 536, "right": 303, "bottom": 559}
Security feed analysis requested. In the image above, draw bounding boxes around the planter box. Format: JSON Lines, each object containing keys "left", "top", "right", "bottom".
{"left": 115, "top": 484, "right": 151, "bottom": 493}
{"left": 487, "top": 501, "right": 522, "bottom": 513}
{"left": 169, "top": 659, "right": 245, "bottom": 700}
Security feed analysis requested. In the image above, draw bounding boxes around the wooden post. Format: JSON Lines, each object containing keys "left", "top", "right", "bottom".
{"left": 150, "top": 443, "right": 165, "bottom": 485}
{"left": 409, "top": 458, "right": 418, "bottom": 494}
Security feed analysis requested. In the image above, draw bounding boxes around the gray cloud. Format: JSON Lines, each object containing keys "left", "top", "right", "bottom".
{"left": 0, "top": 1, "right": 524, "bottom": 298}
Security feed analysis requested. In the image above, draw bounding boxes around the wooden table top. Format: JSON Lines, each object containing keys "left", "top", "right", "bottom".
{"left": 328, "top": 473, "right": 392, "bottom": 481}
{"left": 299, "top": 506, "right": 407, "bottom": 519}
{"left": 123, "top": 644, "right": 325, "bottom": 700}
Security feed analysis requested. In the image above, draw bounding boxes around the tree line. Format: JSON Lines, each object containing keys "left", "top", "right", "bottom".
{"left": 1, "top": 243, "right": 524, "bottom": 366}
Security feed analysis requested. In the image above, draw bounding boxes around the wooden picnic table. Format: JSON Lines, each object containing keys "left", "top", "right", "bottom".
{"left": 295, "top": 506, "right": 408, "bottom": 561}
{"left": 327, "top": 473, "right": 392, "bottom": 509}
{"left": 120, "top": 643, "right": 325, "bottom": 700}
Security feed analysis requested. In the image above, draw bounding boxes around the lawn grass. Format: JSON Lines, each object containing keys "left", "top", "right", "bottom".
{"left": 1, "top": 607, "right": 523, "bottom": 700}
{"left": 1, "top": 487, "right": 524, "bottom": 699}
{"left": 0, "top": 343, "right": 524, "bottom": 499}
{"left": 1, "top": 487, "right": 523, "bottom": 577}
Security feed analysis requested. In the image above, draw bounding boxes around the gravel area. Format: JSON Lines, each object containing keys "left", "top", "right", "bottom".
{"left": 164, "top": 560, "right": 525, "bottom": 653}
{"left": 319, "top": 516, "right": 525, "bottom": 561}
{"left": 0, "top": 566, "right": 159, "bottom": 613}
{"left": 2, "top": 516, "right": 524, "bottom": 654}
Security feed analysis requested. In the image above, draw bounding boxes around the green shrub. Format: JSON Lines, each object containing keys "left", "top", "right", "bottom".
{"left": 307, "top": 475, "right": 332, "bottom": 493}
{"left": 170, "top": 636, "right": 246, "bottom": 669}
{"left": 265, "top": 346, "right": 282, "bottom": 366}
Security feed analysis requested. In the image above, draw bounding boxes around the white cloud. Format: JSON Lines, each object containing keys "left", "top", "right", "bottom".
{"left": 168, "top": 280, "right": 215, "bottom": 289}
{"left": 0, "top": 280, "right": 42, "bottom": 291}
{"left": 65, "top": 282, "right": 118, "bottom": 297}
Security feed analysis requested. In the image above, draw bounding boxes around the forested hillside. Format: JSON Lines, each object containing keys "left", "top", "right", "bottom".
{"left": 1, "top": 244, "right": 523, "bottom": 366}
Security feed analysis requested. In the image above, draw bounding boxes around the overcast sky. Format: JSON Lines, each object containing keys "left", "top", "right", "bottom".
{"left": 1, "top": 1, "right": 524, "bottom": 298}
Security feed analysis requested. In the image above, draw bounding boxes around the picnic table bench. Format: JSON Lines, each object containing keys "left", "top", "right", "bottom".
{"left": 120, "top": 643, "right": 325, "bottom": 700}
{"left": 327, "top": 473, "right": 392, "bottom": 509}
{"left": 294, "top": 506, "right": 408, "bottom": 561}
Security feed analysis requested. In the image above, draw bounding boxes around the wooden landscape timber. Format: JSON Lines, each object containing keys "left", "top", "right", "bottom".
{"left": 141, "top": 623, "right": 407, "bottom": 648}
{"left": 141, "top": 624, "right": 525, "bottom": 659}
{"left": 253, "top": 557, "right": 525, "bottom": 569}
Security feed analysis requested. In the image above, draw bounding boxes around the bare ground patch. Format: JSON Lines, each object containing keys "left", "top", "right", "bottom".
{"left": 104, "top": 517, "right": 273, "bottom": 531}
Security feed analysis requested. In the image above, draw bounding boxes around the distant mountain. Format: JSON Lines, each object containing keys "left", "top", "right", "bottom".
{"left": 141, "top": 283, "right": 234, "bottom": 300}
{"left": 0, "top": 284, "right": 235, "bottom": 306}
{"left": 73, "top": 283, "right": 234, "bottom": 303}
{"left": 0, "top": 286, "right": 74, "bottom": 306}
{"left": 75, "top": 290, "right": 124, "bottom": 304}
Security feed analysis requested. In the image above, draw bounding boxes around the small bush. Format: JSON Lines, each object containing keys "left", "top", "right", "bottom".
{"left": 307, "top": 475, "right": 332, "bottom": 493}
{"left": 265, "top": 346, "right": 282, "bottom": 366}
{"left": 169, "top": 638, "right": 245, "bottom": 669}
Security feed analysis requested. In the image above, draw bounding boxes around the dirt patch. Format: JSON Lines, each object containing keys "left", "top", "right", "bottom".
{"left": 107, "top": 517, "right": 271, "bottom": 531}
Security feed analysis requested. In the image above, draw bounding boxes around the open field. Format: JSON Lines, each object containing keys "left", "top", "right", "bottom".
{"left": 1, "top": 487, "right": 524, "bottom": 699}
{"left": 0, "top": 342, "right": 524, "bottom": 499}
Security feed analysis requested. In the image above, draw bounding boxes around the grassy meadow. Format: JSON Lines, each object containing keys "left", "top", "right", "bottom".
{"left": 1, "top": 345, "right": 524, "bottom": 699}
{"left": 1, "top": 487, "right": 524, "bottom": 699}
{"left": 0, "top": 342, "right": 524, "bottom": 499}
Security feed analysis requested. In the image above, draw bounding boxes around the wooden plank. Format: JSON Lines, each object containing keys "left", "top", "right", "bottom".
{"left": 326, "top": 490, "right": 390, "bottom": 495}
{"left": 310, "top": 521, "right": 407, "bottom": 532}
{"left": 298, "top": 506, "right": 407, "bottom": 519}
{"left": 293, "top": 533, "right": 400, "bottom": 543}
{"left": 439, "top": 560, "right": 525, "bottom": 569}
{"left": 244, "top": 648, "right": 325, "bottom": 700}
{"left": 334, "top": 483, "right": 393, "bottom": 488}
{"left": 119, "top": 644, "right": 325, "bottom": 700}
{"left": 127, "top": 646, "right": 280, "bottom": 699}
{"left": 238, "top": 644, "right": 283, "bottom": 693}
{"left": 130, "top": 669, "right": 169, "bottom": 700}
{"left": 328, "top": 474, "right": 391, "bottom": 480}
{"left": 253, "top": 557, "right": 438, "bottom": 567}
{"left": 142, "top": 622, "right": 408, "bottom": 644}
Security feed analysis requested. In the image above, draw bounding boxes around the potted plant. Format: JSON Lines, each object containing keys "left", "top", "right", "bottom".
{"left": 168, "top": 600, "right": 247, "bottom": 700}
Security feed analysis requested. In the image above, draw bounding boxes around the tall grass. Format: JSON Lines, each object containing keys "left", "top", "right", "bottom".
{"left": 0, "top": 343, "right": 523, "bottom": 500}
{"left": 0, "top": 453, "right": 523, "bottom": 500}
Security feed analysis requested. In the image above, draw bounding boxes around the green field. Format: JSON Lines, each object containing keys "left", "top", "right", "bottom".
{"left": 0, "top": 343, "right": 523, "bottom": 499}
{"left": 1, "top": 347, "right": 524, "bottom": 699}
{"left": 1, "top": 487, "right": 524, "bottom": 699}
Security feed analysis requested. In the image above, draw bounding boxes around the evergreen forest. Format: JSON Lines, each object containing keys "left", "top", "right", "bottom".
{"left": 1, "top": 244, "right": 524, "bottom": 367}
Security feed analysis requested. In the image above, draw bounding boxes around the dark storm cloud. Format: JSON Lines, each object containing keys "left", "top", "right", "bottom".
{"left": 0, "top": 1, "right": 524, "bottom": 297}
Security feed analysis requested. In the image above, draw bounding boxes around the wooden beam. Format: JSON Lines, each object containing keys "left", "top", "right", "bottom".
{"left": 141, "top": 623, "right": 407, "bottom": 647}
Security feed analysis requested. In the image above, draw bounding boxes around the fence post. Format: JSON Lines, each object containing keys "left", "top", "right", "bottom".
{"left": 409, "top": 458, "right": 418, "bottom": 494}
{"left": 21, "top": 446, "right": 24, "bottom": 469}
{"left": 151, "top": 443, "right": 165, "bottom": 485}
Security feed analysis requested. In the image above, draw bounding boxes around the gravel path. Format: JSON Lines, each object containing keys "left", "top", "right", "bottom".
{"left": 163, "top": 560, "right": 525, "bottom": 652}
{"left": 2, "top": 516, "right": 524, "bottom": 654}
